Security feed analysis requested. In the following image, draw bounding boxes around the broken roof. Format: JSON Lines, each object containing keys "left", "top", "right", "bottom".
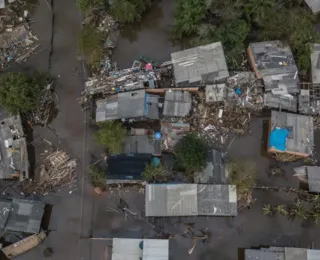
{"left": 0, "top": 200, "right": 11, "bottom": 229}
{"left": 161, "top": 122, "right": 190, "bottom": 151}
{"left": 299, "top": 84, "right": 320, "bottom": 115}
{"left": 245, "top": 247, "right": 320, "bottom": 260}
{"left": 263, "top": 73, "right": 300, "bottom": 94}
{"left": 305, "top": 0, "right": 320, "bottom": 14}
{"left": 123, "top": 135, "right": 161, "bottom": 156}
{"left": 263, "top": 93, "right": 297, "bottom": 112}
{"left": 0, "top": 25, "right": 29, "bottom": 49}
{"left": 96, "top": 90, "right": 159, "bottom": 122}
{"left": 270, "top": 111, "right": 314, "bottom": 156}
{"left": 171, "top": 42, "right": 229, "bottom": 86}
{"left": 163, "top": 91, "right": 192, "bottom": 117}
{"left": 0, "top": 198, "right": 45, "bottom": 234}
{"left": 145, "top": 184, "right": 237, "bottom": 217}
{"left": 112, "top": 238, "right": 169, "bottom": 260}
{"left": 0, "top": 115, "right": 29, "bottom": 180}
{"left": 311, "top": 43, "right": 320, "bottom": 84}
{"left": 194, "top": 150, "right": 226, "bottom": 184}
{"left": 205, "top": 84, "right": 227, "bottom": 103}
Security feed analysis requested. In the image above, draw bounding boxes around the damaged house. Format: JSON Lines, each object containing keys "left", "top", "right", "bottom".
{"left": 248, "top": 41, "right": 299, "bottom": 112}
{"left": 171, "top": 42, "right": 229, "bottom": 87}
{"left": 163, "top": 90, "right": 192, "bottom": 117}
{"left": 244, "top": 246, "right": 320, "bottom": 260}
{"left": 268, "top": 111, "right": 314, "bottom": 158}
{"left": 95, "top": 89, "right": 160, "bottom": 122}
{"left": 0, "top": 115, "right": 29, "bottom": 180}
{"left": 145, "top": 184, "right": 237, "bottom": 217}
{"left": 299, "top": 44, "right": 320, "bottom": 115}
{"left": 111, "top": 238, "right": 169, "bottom": 260}
{"left": 161, "top": 122, "right": 190, "bottom": 151}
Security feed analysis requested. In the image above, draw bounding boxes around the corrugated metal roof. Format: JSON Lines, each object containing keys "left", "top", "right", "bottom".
{"left": 145, "top": 184, "right": 237, "bottom": 217}
{"left": 163, "top": 91, "right": 192, "bottom": 117}
{"left": 270, "top": 111, "right": 314, "bottom": 155}
{"left": 305, "top": 0, "right": 320, "bottom": 14}
{"left": 171, "top": 42, "right": 229, "bottom": 86}
{"left": 285, "top": 248, "right": 307, "bottom": 260}
{"left": 112, "top": 238, "right": 169, "bottom": 260}
{"left": 4, "top": 199, "right": 45, "bottom": 234}
{"left": 123, "top": 135, "right": 159, "bottom": 155}
{"left": 307, "top": 249, "right": 320, "bottom": 260}
{"left": 245, "top": 248, "right": 285, "bottom": 260}
{"left": 263, "top": 74, "right": 300, "bottom": 94}
{"left": 143, "top": 239, "right": 169, "bottom": 260}
{"left": 264, "top": 93, "right": 297, "bottom": 112}
{"left": 194, "top": 150, "right": 226, "bottom": 184}
{"left": 306, "top": 166, "right": 320, "bottom": 192}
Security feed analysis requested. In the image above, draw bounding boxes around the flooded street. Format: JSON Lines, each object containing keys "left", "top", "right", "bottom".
{"left": 113, "top": 0, "right": 179, "bottom": 68}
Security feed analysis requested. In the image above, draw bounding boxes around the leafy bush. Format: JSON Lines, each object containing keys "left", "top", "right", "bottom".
{"left": 94, "top": 121, "right": 126, "bottom": 154}
{"left": 142, "top": 163, "right": 168, "bottom": 181}
{"left": 76, "top": 0, "right": 104, "bottom": 13}
{"left": 89, "top": 165, "right": 106, "bottom": 189}
{"left": 0, "top": 72, "right": 49, "bottom": 113}
{"left": 110, "top": 0, "right": 151, "bottom": 23}
{"left": 78, "top": 25, "right": 106, "bottom": 69}
{"left": 174, "top": 133, "right": 208, "bottom": 172}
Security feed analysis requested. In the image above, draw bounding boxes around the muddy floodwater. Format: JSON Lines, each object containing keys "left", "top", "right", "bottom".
{"left": 113, "top": 0, "right": 179, "bottom": 68}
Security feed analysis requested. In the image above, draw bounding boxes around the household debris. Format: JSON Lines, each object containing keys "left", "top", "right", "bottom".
{"left": 161, "top": 122, "right": 190, "bottom": 151}
{"left": 21, "top": 82, "right": 55, "bottom": 126}
{"left": 24, "top": 149, "right": 77, "bottom": 194}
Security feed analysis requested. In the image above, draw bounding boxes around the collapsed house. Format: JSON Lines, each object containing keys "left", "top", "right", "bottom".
{"left": 194, "top": 150, "right": 226, "bottom": 184}
{"left": 163, "top": 90, "right": 192, "bottom": 117}
{"left": 145, "top": 184, "right": 237, "bottom": 217}
{"left": 248, "top": 41, "right": 299, "bottom": 112}
{"left": 294, "top": 166, "right": 320, "bottom": 193}
{"left": 95, "top": 89, "right": 160, "bottom": 122}
{"left": 299, "top": 44, "right": 320, "bottom": 115}
{"left": 304, "top": 0, "right": 320, "bottom": 14}
{"left": 171, "top": 41, "right": 229, "bottom": 87}
{"left": 111, "top": 238, "right": 169, "bottom": 260}
{"left": 0, "top": 115, "right": 29, "bottom": 181}
{"left": 161, "top": 122, "right": 190, "bottom": 151}
{"left": 244, "top": 247, "right": 320, "bottom": 260}
{"left": 268, "top": 111, "right": 314, "bottom": 158}
{"left": 0, "top": 198, "right": 45, "bottom": 234}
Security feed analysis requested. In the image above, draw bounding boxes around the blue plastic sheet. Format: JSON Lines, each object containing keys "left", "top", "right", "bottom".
{"left": 269, "top": 128, "right": 290, "bottom": 151}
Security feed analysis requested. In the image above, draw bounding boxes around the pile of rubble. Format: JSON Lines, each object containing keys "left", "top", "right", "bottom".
{"left": 22, "top": 82, "right": 55, "bottom": 126}
{"left": 24, "top": 149, "right": 77, "bottom": 194}
{"left": 0, "top": 3, "right": 39, "bottom": 69}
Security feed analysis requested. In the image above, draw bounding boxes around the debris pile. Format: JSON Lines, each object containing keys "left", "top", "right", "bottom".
{"left": 24, "top": 150, "right": 77, "bottom": 194}
{"left": 22, "top": 82, "right": 55, "bottom": 126}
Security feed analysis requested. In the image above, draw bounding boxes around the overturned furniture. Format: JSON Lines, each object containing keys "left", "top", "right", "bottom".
{"left": 2, "top": 231, "right": 47, "bottom": 259}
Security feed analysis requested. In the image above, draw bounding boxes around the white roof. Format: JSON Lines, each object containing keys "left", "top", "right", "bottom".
{"left": 112, "top": 238, "right": 169, "bottom": 260}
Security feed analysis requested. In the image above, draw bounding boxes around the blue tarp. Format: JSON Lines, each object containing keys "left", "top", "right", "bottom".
{"left": 269, "top": 128, "right": 290, "bottom": 151}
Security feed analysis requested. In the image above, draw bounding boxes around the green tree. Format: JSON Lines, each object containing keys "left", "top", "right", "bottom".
{"left": 89, "top": 165, "right": 106, "bottom": 190}
{"left": 110, "top": 0, "right": 151, "bottom": 23}
{"left": 171, "top": 0, "right": 207, "bottom": 39}
{"left": 275, "top": 204, "right": 289, "bottom": 216}
{"left": 94, "top": 121, "right": 126, "bottom": 154}
{"left": 76, "top": 0, "right": 104, "bottom": 12}
{"left": 243, "top": 0, "right": 275, "bottom": 22}
{"left": 78, "top": 25, "right": 106, "bottom": 69}
{"left": 263, "top": 204, "right": 274, "bottom": 216}
{"left": 0, "top": 72, "right": 48, "bottom": 113}
{"left": 174, "top": 133, "right": 208, "bottom": 172}
{"left": 142, "top": 163, "right": 168, "bottom": 181}
{"left": 227, "top": 159, "right": 256, "bottom": 201}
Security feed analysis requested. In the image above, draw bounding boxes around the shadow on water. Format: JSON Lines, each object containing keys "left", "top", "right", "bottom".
{"left": 121, "top": 3, "right": 164, "bottom": 43}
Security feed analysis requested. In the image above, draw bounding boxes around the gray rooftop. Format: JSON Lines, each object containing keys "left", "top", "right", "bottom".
{"left": 3, "top": 198, "right": 45, "bottom": 234}
{"left": 270, "top": 111, "right": 314, "bottom": 156}
{"left": 0, "top": 115, "right": 29, "bottom": 180}
{"left": 311, "top": 43, "right": 320, "bottom": 84}
{"left": 205, "top": 84, "right": 227, "bottom": 103}
{"left": 171, "top": 42, "right": 229, "bottom": 86}
{"left": 305, "top": 0, "right": 320, "bottom": 14}
{"left": 245, "top": 247, "right": 320, "bottom": 260}
{"left": 112, "top": 238, "right": 169, "bottom": 260}
{"left": 0, "top": 200, "right": 12, "bottom": 229}
{"left": 299, "top": 166, "right": 320, "bottom": 193}
{"left": 263, "top": 73, "right": 300, "bottom": 94}
{"left": 123, "top": 135, "right": 161, "bottom": 156}
{"left": 96, "top": 90, "right": 159, "bottom": 122}
{"left": 249, "top": 41, "right": 298, "bottom": 77}
{"left": 163, "top": 91, "right": 192, "bottom": 117}
{"left": 145, "top": 184, "right": 237, "bottom": 217}
{"left": 194, "top": 150, "right": 226, "bottom": 184}
{"left": 263, "top": 93, "right": 297, "bottom": 112}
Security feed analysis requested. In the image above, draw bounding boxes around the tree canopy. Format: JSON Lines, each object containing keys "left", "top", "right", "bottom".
{"left": 142, "top": 163, "right": 168, "bottom": 182}
{"left": 0, "top": 72, "right": 48, "bottom": 113}
{"left": 110, "top": 0, "right": 151, "bottom": 23}
{"left": 172, "top": 0, "right": 320, "bottom": 73}
{"left": 94, "top": 121, "right": 127, "bottom": 154}
{"left": 174, "top": 133, "right": 208, "bottom": 172}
